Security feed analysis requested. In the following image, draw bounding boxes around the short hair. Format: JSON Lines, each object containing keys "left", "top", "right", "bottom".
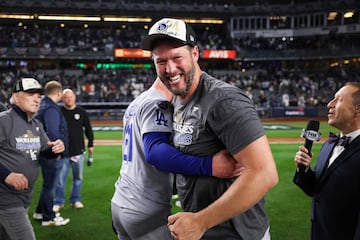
{"left": 345, "top": 82, "right": 360, "bottom": 105}
{"left": 62, "top": 88, "right": 74, "bottom": 95}
{"left": 44, "top": 81, "right": 62, "bottom": 95}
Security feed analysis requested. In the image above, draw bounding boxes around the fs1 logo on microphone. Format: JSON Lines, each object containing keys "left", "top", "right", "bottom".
{"left": 301, "top": 129, "right": 321, "bottom": 142}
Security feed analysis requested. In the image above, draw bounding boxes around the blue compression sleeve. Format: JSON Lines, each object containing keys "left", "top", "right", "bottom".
{"left": 143, "top": 132, "right": 213, "bottom": 176}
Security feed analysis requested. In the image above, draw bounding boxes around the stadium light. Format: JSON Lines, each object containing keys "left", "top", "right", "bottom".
{"left": 0, "top": 13, "right": 223, "bottom": 25}
{"left": 344, "top": 11, "right": 354, "bottom": 18}
{"left": 38, "top": 15, "right": 101, "bottom": 21}
{"left": 103, "top": 17, "right": 152, "bottom": 22}
{"left": 0, "top": 14, "right": 34, "bottom": 19}
{"left": 327, "top": 12, "right": 338, "bottom": 21}
{"left": 181, "top": 18, "right": 224, "bottom": 24}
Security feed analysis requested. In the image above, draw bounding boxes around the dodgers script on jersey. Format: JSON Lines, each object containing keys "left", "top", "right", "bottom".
{"left": 112, "top": 88, "right": 174, "bottom": 215}
{"left": 172, "top": 72, "right": 269, "bottom": 239}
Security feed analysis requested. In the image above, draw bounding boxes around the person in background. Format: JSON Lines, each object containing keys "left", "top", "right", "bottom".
{"left": 111, "top": 76, "right": 242, "bottom": 240}
{"left": 53, "top": 88, "right": 94, "bottom": 212}
{"left": 0, "top": 77, "right": 65, "bottom": 240}
{"left": 33, "top": 80, "right": 70, "bottom": 226}
{"left": 140, "top": 18, "right": 278, "bottom": 240}
{"left": 293, "top": 82, "right": 360, "bottom": 240}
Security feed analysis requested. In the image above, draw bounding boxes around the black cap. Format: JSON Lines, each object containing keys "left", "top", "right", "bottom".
{"left": 141, "top": 18, "right": 197, "bottom": 51}
{"left": 13, "top": 78, "right": 44, "bottom": 94}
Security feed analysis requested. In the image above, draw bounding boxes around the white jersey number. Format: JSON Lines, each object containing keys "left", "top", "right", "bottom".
{"left": 123, "top": 123, "right": 133, "bottom": 162}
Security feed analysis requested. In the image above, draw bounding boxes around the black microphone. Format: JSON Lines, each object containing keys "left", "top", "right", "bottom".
{"left": 300, "top": 120, "right": 321, "bottom": 171}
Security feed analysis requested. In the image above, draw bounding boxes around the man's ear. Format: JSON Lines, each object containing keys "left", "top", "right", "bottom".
{"left": 356, "top": 104, "right": 360, "bottom": 112}
{"left": 354, "top": 104, "right": 360, "bottom": 119}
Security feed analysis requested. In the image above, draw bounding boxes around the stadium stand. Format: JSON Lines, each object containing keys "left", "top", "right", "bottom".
{"left": 0, "top": 0, "right": 359, "bottom": 119}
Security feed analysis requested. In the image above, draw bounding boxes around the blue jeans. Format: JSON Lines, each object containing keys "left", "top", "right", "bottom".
{"left": 54, "top": 153, "right": 84, "bottom": 205}
{"left": 35, "top": 156, "right": 65, "bottom": 221}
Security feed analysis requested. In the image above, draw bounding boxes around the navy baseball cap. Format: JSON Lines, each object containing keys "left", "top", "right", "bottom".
{"left": 141, "top": 18, "right": 197, "bottom": 51}
{"left": 13, "top": 78, "right": 44, "bottom": 94}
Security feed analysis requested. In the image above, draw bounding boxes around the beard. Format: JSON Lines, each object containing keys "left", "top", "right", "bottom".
{"left": 160, "top": 62, "right": 196, "bottom": 97}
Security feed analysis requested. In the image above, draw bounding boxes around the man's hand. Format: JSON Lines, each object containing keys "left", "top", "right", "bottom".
{"left": 88, "top": 146, "right": 94, "bottom": 154}
{"left": 294, "top": 146, "right": 312, "bottom": 170}
{"left": 168, "top": 212, "right": 206, "bottom": 240}
{"left": 212, "top": 149, "right": 244, "bottom": 178}
{"left": 5, "top": 172, "right": 28, "bottom": 191}
{"left": 48, "top": 139, "right": 65, "bottom": 154}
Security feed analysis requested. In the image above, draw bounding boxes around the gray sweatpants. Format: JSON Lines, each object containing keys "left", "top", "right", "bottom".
{"left": 111, "top": 202, "right": 174, "bottom": 240}
{"left": 0, "top": 207, "right": 36, "bottom": 240}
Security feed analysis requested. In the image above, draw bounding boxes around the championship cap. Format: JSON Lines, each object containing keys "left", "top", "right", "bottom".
{"left": 141, "top": 18, "right": 197, "bottom": 51}
{"left": 13, "top": 78, "right": 44, "bottom": 94}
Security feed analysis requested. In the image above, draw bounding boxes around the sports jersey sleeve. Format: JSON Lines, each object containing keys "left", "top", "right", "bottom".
{"left": 139, "top": 99, "right": 213, "bottom": 176}
{"left": 143, "top": 132, "right": 212, "bottom": 176}
{"left": 140, "top": 100, "right": 173, "bottom": 135}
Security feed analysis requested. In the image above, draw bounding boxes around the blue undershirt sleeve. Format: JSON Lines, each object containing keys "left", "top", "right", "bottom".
{"left": 0, "top": 162, "right": 11, "bottom": 183}
{"left": 143, "top": 132, "right": 212, "bottom": 176}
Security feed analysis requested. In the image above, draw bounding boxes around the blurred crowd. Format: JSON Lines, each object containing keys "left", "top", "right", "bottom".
{"left": 0, "top": 23, "right": 359, "bottom": 110}
{"left": 2, "top": 24, "right": 360, "bottom": 53}
{"left": 0, "top": 24, "right": 145, "bottom": 50}
{"left": 0, "top": 63, "right": 355, "bottom": 111}
{"left": 0, "top": 24, "right": 234, "bottom": 51}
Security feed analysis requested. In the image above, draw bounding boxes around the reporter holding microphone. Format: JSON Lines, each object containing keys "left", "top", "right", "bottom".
{"left": 293, "top": 82, "right": 360, "bottom": 240}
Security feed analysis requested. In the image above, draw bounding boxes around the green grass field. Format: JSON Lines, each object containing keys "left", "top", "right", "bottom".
{"left": 28, "top": 120, "right": 334, "bottom": 240}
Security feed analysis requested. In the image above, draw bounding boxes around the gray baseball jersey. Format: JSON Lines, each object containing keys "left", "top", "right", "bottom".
{"left": 0, "top": 108, "right": 50, "bottom": 209}
{"left": 111, "top": 88, "right": 174, "bottom": 237}
{"left": 172, "top": 72, "right": 269, "bottom": 239}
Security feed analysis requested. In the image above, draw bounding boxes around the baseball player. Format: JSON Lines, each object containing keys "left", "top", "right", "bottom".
{"left": 141, "top": 18, "right": 279, "bottom": 240}
{"left": 111, "top": 77, "right": 242, "bottom": 240}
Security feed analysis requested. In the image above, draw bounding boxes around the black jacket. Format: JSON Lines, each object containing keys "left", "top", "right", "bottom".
{"left": 294, "top": 135, "right": 360, "bottom": 240}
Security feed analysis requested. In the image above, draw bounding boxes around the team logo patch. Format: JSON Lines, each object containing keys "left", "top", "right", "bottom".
{"left": 155, "top": 109, "right": 169, "bottom": 126}
{"left": 74, "top": 113, "right": 80, "bottom": 120}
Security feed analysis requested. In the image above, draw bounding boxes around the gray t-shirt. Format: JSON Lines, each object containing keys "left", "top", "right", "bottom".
{"left": 173, "top": 72, "right": 269, "bottom": 239}
{"left": 0, "top": 108, "right": 50, "bottom": 208}
{"left": 112, "top": 88, "right": 174, "bottom": 216}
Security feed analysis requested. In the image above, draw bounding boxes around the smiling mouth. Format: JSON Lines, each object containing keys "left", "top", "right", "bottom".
{"left": 169, "top": 75, "right": 181, "bottom": 83}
